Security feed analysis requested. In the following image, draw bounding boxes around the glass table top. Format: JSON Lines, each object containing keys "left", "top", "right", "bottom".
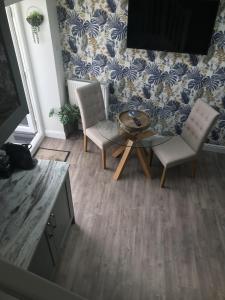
{"left": 96, "top": 102, "right": 174, "bottom": 148}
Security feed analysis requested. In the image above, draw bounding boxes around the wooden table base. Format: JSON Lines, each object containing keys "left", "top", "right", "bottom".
{"left": 113, "top": 139, "right": 151, "bottom": 181}
{"left": 136, "top": 147, "right": 151, "bottom": 178}
{"left": 112, "top": 145, "right": 126, "bottom": 158}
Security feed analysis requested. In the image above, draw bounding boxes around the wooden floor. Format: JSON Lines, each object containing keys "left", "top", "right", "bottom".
{"left": 41, "top": 134, "right": 225, "bottom": 300}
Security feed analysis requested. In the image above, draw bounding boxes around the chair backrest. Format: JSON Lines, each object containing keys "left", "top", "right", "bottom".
{"left": 181, "top": 99, "right": 219, "bottom": 153}
{"left": 76, "top": 82, "right": 106, "bottom": 131}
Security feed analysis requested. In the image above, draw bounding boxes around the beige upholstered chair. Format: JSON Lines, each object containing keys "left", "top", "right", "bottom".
{"left": 76, "top": 82, "right": 121, "bottom": 169}
{"left": 151, "top": 99, "right": 219, "bottom": 188}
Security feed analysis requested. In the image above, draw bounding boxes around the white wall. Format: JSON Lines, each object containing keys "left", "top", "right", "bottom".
{"left": 46, "top": 0, "right": 66, "bottom": 108}
{"left": 17, "top": 0, "right": 66, "bottom": 139}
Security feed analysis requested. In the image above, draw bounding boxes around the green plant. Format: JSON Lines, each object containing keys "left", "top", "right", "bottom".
{"left": 26, "top": 11, "right": 44, "bottom": 44}
{"left": 49, "top": 103, "right": 80, "bottom": 126}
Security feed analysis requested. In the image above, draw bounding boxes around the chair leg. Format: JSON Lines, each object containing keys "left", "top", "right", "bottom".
{"left": 84, "top": 134, "right": 88, "bottom": 152}
{"left": 192, "top": 160, "right": 197, "bottom": 178}
{"left": 149, "top": 148, "right": 154, "bottom": 166}
{"left": 136, "top": 147, "right": 151, "bottom": 178}
{"left": 160, "top": 167, "right": 167, "bottom": 188}
{"left": 101, "top": 149, "right": 106, "bottom": 169}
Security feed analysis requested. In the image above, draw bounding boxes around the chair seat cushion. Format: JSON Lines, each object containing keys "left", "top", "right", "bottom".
{"left": 86, "top": 120, "right": 122, "bottom": 149}
{"left": 152, "top": 136, "right": 196, "bottom": 168}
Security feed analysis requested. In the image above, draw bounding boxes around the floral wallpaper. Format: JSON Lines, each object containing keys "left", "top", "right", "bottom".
{"left": 57, "top": 0, "right": 225, "bottom": 145}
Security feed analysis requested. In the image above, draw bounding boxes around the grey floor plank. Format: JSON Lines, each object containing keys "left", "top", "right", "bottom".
{"left": 40, "top": 135, "right": 225, "bottom": 300}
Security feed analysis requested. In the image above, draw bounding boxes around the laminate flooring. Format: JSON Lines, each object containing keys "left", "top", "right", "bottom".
{"left": 41, "top": 134, "right": 225, "bottom": 300}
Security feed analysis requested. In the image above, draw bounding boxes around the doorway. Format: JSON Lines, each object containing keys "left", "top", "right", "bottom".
{"left": 6, "top": 4, "right": 44, "bottom": 154}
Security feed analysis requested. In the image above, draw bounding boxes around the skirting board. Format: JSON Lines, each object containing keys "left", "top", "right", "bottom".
{"left": 203, "top": 143, "right": 225, "bottom": 154}
{"left": 45, "top": 130, "right": 66, "bottom": 140}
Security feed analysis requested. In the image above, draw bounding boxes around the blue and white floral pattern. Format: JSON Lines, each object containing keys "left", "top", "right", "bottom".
{"left": 57, "top": 0, "right": 225, "bottom": 145}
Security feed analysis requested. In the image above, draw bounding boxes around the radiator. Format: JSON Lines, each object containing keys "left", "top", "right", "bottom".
{"left": 67, "top": 79, "right": 109, "bottom": 119}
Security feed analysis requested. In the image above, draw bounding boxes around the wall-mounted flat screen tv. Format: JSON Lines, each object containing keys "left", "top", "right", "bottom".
{"left": 127, "top": 0, "right": 220, "bottom": 55}
{"left": 0, "top": 1, "right": 28, "bottom": 146}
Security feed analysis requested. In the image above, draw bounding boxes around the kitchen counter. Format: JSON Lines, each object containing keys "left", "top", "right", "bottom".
{"left": 0, "top": 160, "right": 70, "bottom": 269}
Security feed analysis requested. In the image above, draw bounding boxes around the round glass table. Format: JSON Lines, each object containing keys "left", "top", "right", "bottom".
{"left": 96, "top": 102, "right": 173, "bottom": 180}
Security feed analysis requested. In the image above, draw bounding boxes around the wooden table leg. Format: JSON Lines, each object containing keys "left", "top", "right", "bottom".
{"left": 136, "top": 147, "right": 151, "bottom": 178}
{"left": 113, "top": 140, "right": 134, "bottom": 181}
{"left": 112, "top": 145, "right": 126, "bottom": 158}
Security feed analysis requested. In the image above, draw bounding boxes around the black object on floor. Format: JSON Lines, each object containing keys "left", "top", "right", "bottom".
{"left": 1, "top": 143, "right": 37, "bottom": 170}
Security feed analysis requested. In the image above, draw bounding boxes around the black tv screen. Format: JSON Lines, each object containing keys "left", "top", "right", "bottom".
{"left": 0, "top": 1, "right": 28, "bottom": 146}
{"left": 127, "top": 0, "right": 220, "bottom": 55}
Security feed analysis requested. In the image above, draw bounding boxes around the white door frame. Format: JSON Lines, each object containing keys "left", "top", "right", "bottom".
{"left": 17, "top": 114, "right": 36, "bottom": 134}
{"left": 6, "top": 4, "right": 45, "bottom": 154}
{"left": 6, "top": 6, "right": 37, "bottom": 134}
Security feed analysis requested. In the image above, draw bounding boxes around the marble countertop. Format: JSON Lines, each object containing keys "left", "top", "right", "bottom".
{"left": 0, "top": 160, "right": 69, "bottom": 269}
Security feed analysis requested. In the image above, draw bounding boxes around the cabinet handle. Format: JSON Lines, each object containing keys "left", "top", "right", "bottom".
{"left": 50, "top": 213, "right": 57, "bottom": 229}
{"left": 46, "top": 222, "right": 54, "bottom": 239}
